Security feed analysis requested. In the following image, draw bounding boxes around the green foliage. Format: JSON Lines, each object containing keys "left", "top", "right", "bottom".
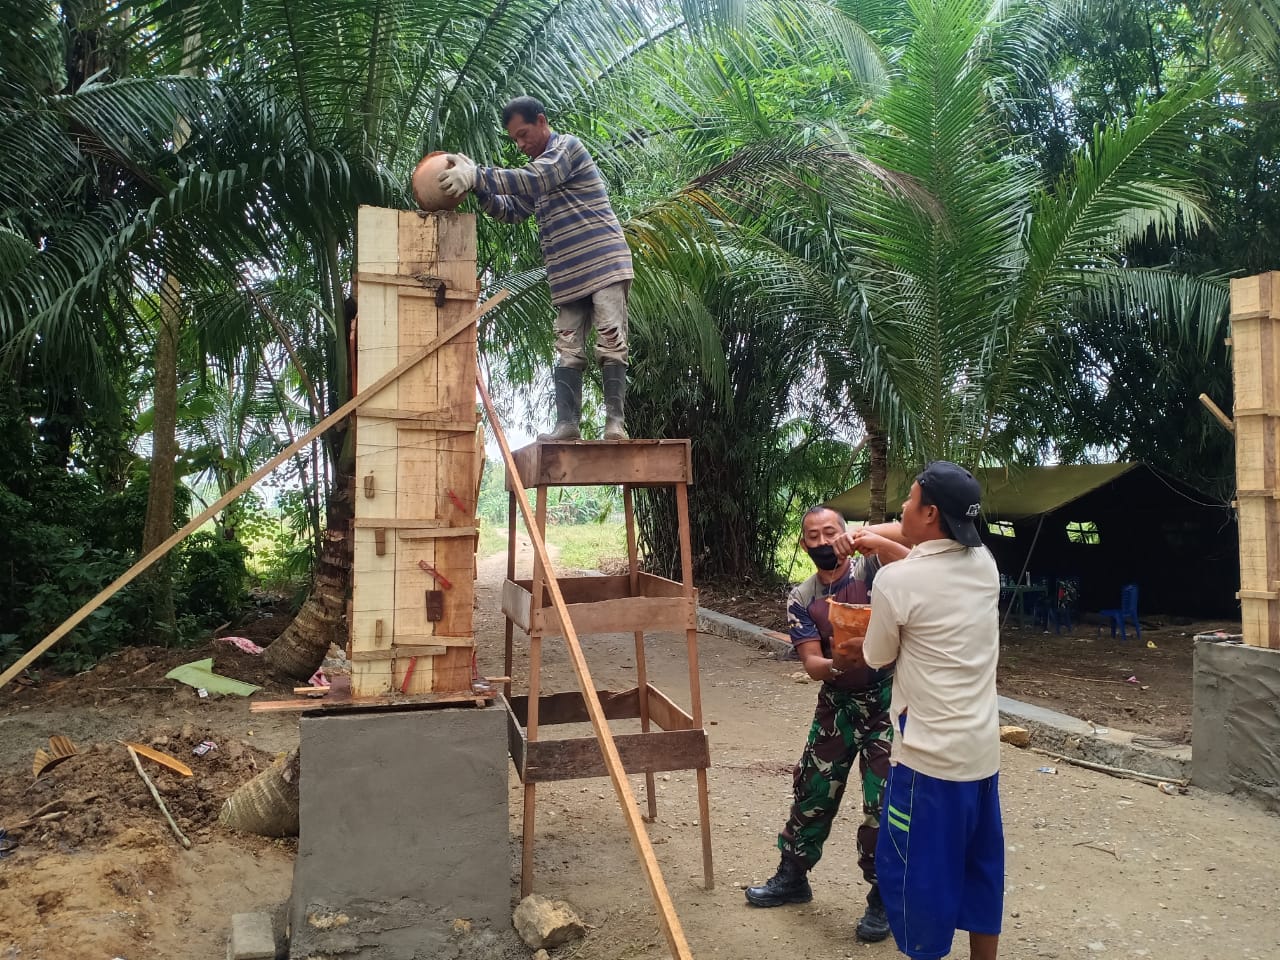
{"left": 176, "top": 531, "right": 249, "bottom": 625}
{"left": 236, "top": 490, "right": 316, "bottom": 590}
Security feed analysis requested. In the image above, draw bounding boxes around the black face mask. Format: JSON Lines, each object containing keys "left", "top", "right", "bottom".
{"left": 806, "top": 543, "right": 841, "bottom": 571}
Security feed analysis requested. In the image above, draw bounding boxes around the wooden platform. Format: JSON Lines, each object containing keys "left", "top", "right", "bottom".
{"left": 503, "top": 687, "right": 709, "bottom": 783}
{"left": 505, "top": 438, "right": 692, "bottom": 490}
{"left": 502, "top": 572, "right": 696, "bottom": 637}
{"left": 503, "top": 436, "right": 714, "bottom": 896}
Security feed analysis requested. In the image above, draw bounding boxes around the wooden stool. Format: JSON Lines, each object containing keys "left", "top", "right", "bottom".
{"left": 500, "top": 439, "right": 714, "bottom": 896}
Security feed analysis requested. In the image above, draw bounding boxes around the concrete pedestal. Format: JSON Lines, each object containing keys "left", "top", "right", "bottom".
{"left": 289, "top": 705, "right": 508, "bottom": 959}
{"left": 1192, "top": 640, "right": 1280, "bottom": 811}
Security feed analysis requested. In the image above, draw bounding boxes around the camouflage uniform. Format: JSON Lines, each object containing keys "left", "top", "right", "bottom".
{"left": 779, "top": 678, "right": 893, "bottom": 880}
{"left": 779, "top": 558, "right": 893, "bottom": 882}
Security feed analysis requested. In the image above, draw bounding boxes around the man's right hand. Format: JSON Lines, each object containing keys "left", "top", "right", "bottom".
{"left": 437, "top": 153, "right": 477, "bottom": 197}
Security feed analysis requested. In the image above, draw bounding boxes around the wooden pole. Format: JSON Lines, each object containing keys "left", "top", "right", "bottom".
{"left": 624, "top": 484, "right": 659, "bottom": 822}
{"left": 477, "top": 372, "right": 694, "bottom": 960}
{"left": 1198, "top": 393, "right": 1234, "bottom": 433}
{"left": 0, "top": 290, "right": 509, "bottom": 693}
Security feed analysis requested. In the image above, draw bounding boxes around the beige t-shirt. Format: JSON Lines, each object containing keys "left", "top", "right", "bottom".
{"left": 862, "top": 538, "right": 1001, "bottom": 781}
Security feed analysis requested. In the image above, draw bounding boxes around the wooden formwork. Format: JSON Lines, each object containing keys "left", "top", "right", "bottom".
{"left": 350, "top": 207, "right": 481, "bottom": 695}
{"left": 1231, "top": 272, "right": 1280, "bottom": 648}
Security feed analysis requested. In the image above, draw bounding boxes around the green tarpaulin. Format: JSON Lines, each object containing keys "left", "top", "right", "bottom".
{"left": 825, "top": 463, "right": 1140, "bottom": 521}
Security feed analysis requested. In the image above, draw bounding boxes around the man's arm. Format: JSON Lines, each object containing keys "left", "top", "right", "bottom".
{"left": 863, "top": 586, "right": 901, "bottom": 669}
{"left": 795, "top": 639, "right": 843, "bottom": 683}
{"left": 849, "top": 528, "right": 910, "bottom": 565}
{"left": 475, "top": 135, "right": 578, "bottom": 204}
{"left": 788, "top": 586, "right": 841, "bottom": 682}
{"left": 474, "top": 189, "right": 535, "bottom": 224}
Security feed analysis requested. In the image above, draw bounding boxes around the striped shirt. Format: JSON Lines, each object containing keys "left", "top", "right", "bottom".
{"left": 474, "top": 133, "right": 633, "bottom": 305}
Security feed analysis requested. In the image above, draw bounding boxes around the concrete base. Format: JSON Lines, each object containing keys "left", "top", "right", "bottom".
{"left": 1193, "top": 640, "right": 1280, "bottom": 811}
{"left": 289, "top": 705, "right": 509, "bottom": 959}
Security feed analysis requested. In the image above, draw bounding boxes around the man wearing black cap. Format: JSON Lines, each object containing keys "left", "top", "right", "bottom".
{"left": 861, "top": 461, "right": 1004, "bottom": 960}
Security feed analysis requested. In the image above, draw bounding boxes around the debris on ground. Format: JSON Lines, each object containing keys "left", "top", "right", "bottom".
{"left": 512, "top": 894, "right": 585, "bottom": 949}
{"left": 999, "top": 725, "right": 1031, "bottom": 748}
{"left": 0, "top": 729, "right": 280, "bottom": 853}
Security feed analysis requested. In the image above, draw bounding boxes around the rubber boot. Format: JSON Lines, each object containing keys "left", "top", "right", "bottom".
{"left": 538, "top": 366, "right": 581, "bottom": 441}
{"left": 602, "top": 362, "right": 628, "bottom": 440}
{"left": 744, "top": 856, "right": 812, "bottom": 907}
{"left": 855, "top": 884, "right": 891, "bottom": 943}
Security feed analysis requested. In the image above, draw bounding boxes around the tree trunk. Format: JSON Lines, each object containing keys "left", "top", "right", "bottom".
{"left": 140, "top": 274, "right": 181, "bottom": 637}
{"left": 866, "top": 412, "right": 889, "bottom": 524}
{"left": 260, "top": 473, "right": 352, "bottom": 680}
{"left": 219, "top": 747, "right": 300, "bottom": 837}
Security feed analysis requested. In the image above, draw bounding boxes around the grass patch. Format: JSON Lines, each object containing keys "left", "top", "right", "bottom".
{"left": 477, "top": 521, "right": 627, "bottom": 571}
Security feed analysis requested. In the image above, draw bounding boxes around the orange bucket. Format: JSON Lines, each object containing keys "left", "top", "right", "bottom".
{"left": 827, "top": 598, "right": 872, "bottom": 663}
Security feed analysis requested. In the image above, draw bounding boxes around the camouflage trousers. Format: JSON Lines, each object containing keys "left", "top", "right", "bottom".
{"left": 778, "top": 678, "right": 893, "bottom": 883}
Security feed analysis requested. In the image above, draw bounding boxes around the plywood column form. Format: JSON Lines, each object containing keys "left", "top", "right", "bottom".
{"left": 1230, "top": 273, "right": 1280, "bottom": 648}
{"left": 352, "top": 208, "right": 480, "bottom": 695}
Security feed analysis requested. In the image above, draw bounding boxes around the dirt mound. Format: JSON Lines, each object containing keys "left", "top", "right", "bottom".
{"left": 1, "top": 726, "right": 283, "bottom": 854}
{"left": 2, "top": 637, "right": 299, "bottom": 715}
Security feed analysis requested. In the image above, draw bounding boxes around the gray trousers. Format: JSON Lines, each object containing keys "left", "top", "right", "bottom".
{"left": 554, "top": 280, "right": 629, "bottom": 369}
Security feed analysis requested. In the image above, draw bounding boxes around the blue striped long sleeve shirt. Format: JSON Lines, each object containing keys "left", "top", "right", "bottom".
{"left": 474, "top": 133, "right": 633, "bottom": 306}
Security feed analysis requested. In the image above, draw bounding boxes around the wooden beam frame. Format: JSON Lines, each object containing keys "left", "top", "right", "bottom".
{"left": 0, "top": 290, "right": 509, "bottom": 693}
{"left": 477, "top": 372, "right": 695, "bottom": 960}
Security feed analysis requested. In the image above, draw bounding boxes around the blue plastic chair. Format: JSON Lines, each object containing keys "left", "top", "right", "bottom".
{"left": 1099, "top": 583, "right": 1140, "bottom": 641}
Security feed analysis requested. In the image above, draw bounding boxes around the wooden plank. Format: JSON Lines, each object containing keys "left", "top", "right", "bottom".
{"left": 360, "top": 407, "right": 476, "bottom": 426}
{"left": 350, "top": 645, "right": 447, "bottom": 661}
{"left": 479, "top": 372, "right": 695, "bottom": 960}
{"left": 507, "top": 439, "right": 692, "bottom": 490}
{"left": 0, "top": 290, "right": 509, "bottom": 694}
{"left": 434, "top": 213, "right": 479, "bottom": 292}
{"left": 1230, "top": 272, "right": 1280, "bottom": 320}
{"left": 354, "top": 271, "right": 477, "bottom": 299}
{"left": 503, "top": 578, "right": 533, "bottom": 633}
{"left": 353, "top": 518, "right": 479, "bottom": 536}
{"left": 351, "top": 526, "right": 396, "bottom": 653}
{"left": 536, "top": 596, "right": 695, "bottom": 638}
{"left": 509, "top": 573, "right": 694, "bottom": 604}
{"left": 357, "top": 206, "right": 405, "bottom": 275}
{"left": 643, "top": 684, "right": 695, "bottom": 732}
{"left": 522, "top": 729, "right": 710, "bottom": 782}
{"left": 396, "top": 293, "right": 442, "bottom": 414}
{"left": 395, "top": 209, "right": 440, "bottom": 272}
{"left": 250, "top": 688, "right": 490, "bottom": 715}
{"left": 431, "top": 647, "right": 474, "bottom": 693}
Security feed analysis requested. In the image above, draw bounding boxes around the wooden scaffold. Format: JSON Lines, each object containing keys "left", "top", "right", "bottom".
{"left": 498, "top": 438, "right": 715, "bottom": 897}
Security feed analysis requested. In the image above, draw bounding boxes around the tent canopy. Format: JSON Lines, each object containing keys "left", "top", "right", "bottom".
{"left": 825, "top": 463, "right": 1141, "bottom": 522}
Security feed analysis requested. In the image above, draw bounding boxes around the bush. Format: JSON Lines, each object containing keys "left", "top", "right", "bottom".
{"left": 176, "top": 531, "right": 249, "bottom": 625}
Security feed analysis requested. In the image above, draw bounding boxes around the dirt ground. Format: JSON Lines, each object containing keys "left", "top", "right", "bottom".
{"left": 1, "top": 545, "right": 1273, "bottom": 960}
{"left": 698, "top": 579, "right": 1229, "bottom": 745}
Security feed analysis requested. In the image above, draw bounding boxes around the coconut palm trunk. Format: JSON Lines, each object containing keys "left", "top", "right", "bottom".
{"left": 219, "top": 747, "right": 300, "bottom": 837}
{"left": 261, "top": 475, "right": 352, "bottom": 680}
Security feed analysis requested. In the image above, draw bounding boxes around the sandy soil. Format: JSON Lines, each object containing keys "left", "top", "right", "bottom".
{"left": 0, "top": 543, "right": 1274, "bottom": 960}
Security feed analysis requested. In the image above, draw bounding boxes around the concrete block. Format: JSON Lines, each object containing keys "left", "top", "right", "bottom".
{"left": 288, "top": 704, "right": 509, "bottom": 959}
{"left": 228, "top": 912, "right": 276, "bottom": 960}
{"left": 1193, "top": 640, "right": 1280, "bottom": 811}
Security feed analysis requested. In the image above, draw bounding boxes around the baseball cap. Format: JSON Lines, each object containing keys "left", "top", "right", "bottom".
{"left": 917, "top": 461, "right": 984, "bottom": 547}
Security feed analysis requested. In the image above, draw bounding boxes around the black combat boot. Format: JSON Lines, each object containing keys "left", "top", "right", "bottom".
{"left": 537, "top": 366, "right": 582, "bottom": 441}
{"left": 855, "top": 884, "right": 891, "bottom": 942}
{"left": 744, "top": 856, "right": 812, "bottom": 907}
{"left": 602, "top": 362, "right": 628, "bottom": 440}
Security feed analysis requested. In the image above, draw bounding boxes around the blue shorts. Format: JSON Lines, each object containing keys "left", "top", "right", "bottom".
{"left": 875, "top": 763, "right": 1004, "bottom": 960}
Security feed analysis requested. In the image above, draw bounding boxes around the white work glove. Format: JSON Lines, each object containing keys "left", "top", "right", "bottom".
{"left": 437, "top": 153, "right": 477, "bottom": 197}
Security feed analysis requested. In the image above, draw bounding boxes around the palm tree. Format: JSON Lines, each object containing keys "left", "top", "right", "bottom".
{"left": 809, "top": 0, "right": 1230, "bottom": 516}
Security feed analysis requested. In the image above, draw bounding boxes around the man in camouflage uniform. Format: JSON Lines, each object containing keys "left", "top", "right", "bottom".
{"left": 745, "top": 506, "right": 907, "bottom": 944}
